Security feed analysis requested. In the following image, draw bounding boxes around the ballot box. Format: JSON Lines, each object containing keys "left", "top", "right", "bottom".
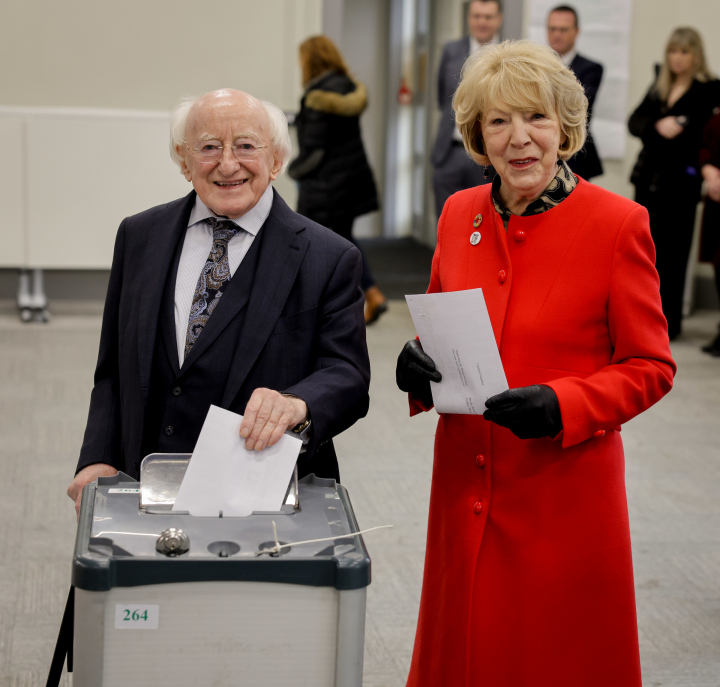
{"left": 72, "top": 454, "right": 370, "bottom": 687}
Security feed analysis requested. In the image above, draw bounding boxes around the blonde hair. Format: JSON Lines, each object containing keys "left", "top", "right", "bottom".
{"left": 299, "top": 35, "right": 350, "bottom": 86}
{"left": 655, "top": 28, "right": 713, "bottom": 102}
{"left": 453, "top": 39, "right": 588, "bottom": 165}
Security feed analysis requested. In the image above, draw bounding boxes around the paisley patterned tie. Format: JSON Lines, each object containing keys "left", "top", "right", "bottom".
{"left": 184, "top": 218, "right": 240, "bottom": 359}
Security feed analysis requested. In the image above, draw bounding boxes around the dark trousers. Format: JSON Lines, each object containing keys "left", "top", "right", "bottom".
{"left": 635, "top": 186, "right": 699, "bottom": 339}
{"left": 433, "top": 143, "right": 492, "bottom": 220}
{"left": 329, "top": 216, "right": 375, "bottom": 292}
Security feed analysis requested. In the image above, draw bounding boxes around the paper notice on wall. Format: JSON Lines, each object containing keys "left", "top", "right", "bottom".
{"left": 406, "top": 289, "right": 508, "bottom": 414}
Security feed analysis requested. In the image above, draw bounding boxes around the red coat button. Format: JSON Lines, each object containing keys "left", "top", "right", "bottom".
{"left": 514, "top": 229, "right": 526, "bottom": 242}
{"left": 473, "top": 500, "right": 483, "bottom": 515}
{"left": 498, "top": 270, "right": 507, "bottom": 284}
{"left": 475, "top": 454, "right": 485, "bottom": 468}
{"left": 593, "top": 430, "right": 605, "bottom": 438}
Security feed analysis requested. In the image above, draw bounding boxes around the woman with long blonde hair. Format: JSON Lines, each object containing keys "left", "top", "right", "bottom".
{"left": 629, "top": 27, "right": 720, "bottom": 339}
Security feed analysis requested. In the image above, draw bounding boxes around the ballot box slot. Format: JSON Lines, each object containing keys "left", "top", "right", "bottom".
{"left": 139, "top": 453, "right": 301, "bottom": 514}
{"left": 207, "top": 540, "right": 241, "bottom": 557}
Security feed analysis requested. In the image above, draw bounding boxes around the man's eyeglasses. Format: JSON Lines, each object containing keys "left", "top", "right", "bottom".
{"left": 185, "top": 140, "right": 269, "bottom": 163}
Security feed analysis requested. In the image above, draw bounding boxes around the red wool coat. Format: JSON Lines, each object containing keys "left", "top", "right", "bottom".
{"left": 406, "top": 179, "right": 675, "bottom": 687}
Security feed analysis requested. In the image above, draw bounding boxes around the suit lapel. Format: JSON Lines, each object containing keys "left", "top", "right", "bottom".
{"left": 160, "top": 236, "right": 184, "bottom": 378}
{"left": 137, "top": 191, "right": 195, "bottom": 402}
{"left": 220, "top": 192, "right": 309, "bottom": 408}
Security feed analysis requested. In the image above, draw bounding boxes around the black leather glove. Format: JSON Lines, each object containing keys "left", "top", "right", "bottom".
{"left": 396, "top": 340, "right": 442, "bottom": 407}
{"left": 483, "top": 385, "right": 562, "bottom": 440}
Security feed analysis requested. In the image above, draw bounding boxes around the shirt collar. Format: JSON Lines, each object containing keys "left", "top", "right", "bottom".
{"left": 560, "top": 48, "right": 577, "bottom": 68}
{"left": 187, "top": 184, "right": 274, "bottom": 236}
{"left": 491, "top": 159, "right": 578, "bottom": 221}
{"left": 469, "top": 33, "right": 499, "bottom": 54}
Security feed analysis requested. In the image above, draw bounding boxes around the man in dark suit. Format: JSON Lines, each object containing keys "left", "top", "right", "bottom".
{"left": 547, "top": 4, "right": 604, "bottom": 179}
{"left": 67, "top": 89, "right": 370, "bottom": 515}
{"left": 432, "top": 0, "right": 503, "bottom": 220}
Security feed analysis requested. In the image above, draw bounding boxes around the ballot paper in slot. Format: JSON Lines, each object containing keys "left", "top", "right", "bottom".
{"left": 406, "top": 289, "right": 508, "bottom": 414}
{"left": 172, "top": 405, "right": 302, "bottom": 517}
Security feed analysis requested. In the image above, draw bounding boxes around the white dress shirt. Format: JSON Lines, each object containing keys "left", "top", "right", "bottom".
{"left": 174, "top": 185, "right": 273, "bottom": 365}
{"left": 560, "top": 48, "right": 577, "bottom": 68}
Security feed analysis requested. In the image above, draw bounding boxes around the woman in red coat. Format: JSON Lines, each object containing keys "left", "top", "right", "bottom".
{"left": 396, "top": 41, "right": 676, "bottom": 687}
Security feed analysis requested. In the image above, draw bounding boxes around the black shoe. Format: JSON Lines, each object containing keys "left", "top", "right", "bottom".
{"left": 701, "top": 329, "right": 720, "bottom": 355}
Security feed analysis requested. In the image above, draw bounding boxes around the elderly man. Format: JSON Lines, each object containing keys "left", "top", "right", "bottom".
{"left": 67, "top": 89, "right": 370, "bottom": 514}
{"left": 432, "top": 0, "right": 503, "bottom": 220}
{"left": 547, "top": 4, "right": 604, "bottom": 179}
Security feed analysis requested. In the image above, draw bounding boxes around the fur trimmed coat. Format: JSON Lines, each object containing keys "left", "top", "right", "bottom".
{"left": 406, "top": 179, "right": 675, "bottom": 687}
{"left": 289, "top": 70, "right": 379, "bottom": 228}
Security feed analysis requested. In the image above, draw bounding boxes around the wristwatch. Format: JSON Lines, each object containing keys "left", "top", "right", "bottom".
{"left": 292, "top": 418, "right": 312, "bottom": 434}
{"left": 282, "top": 393, "right": 311, "bottom": 434}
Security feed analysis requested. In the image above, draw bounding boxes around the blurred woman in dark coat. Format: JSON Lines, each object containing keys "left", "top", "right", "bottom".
{"left": 289, "top": 35, "right": 387, "bottom": 324}
{"left": 699, "top": 110, "right": 720, "bottom": 355}
{"left": 629, "top": 27, "right": 720, "bottom": 339}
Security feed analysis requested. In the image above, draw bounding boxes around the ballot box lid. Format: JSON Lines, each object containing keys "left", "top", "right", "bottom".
{"left": 72, "top": 472, "right": 371, "bottom": 591}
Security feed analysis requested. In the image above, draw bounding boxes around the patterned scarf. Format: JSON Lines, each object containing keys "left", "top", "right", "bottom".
{"left": 491, "top": 159, "right": 578, "bottom": 227}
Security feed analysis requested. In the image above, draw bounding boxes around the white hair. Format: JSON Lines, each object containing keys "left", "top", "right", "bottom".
{"left": 169, "top": 94, "right": 292, "bottom": 174}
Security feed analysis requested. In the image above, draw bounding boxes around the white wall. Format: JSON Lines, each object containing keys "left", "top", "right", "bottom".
{"left": 0, "top": 0, "right": 324, "bottom": 233}
{"left": 0, "top": 0, "right": 321, "bottom": 111}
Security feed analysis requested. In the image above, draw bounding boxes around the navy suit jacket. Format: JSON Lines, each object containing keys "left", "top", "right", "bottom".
{"left": 432, "top": 37, "right": 471, "bottom": 167}
{"left": 568, "top": 53, "right": 604, "bottom": 179}
{"left": 77, "top": 189, "right": 370, "bottom": 481}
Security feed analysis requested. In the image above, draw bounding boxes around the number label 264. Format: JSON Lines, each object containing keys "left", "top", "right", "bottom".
{"left": 114, "top": 604, "right": 159, "bottom": 630}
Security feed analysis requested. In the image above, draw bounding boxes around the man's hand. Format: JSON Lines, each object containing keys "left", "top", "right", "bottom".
{"left": 483, "top": 385, "right": 563, "bottom": 440}
{"left": 67, "top": 463, "right": 118, "bottom": 520}
{"left": 240, "top": 388, "right": 308, "bottom": 451}
{"left": 655, "top": 116, "right": 684, "bottom": 140}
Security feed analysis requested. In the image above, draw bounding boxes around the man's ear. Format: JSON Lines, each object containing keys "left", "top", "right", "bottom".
{"left": 269, "top": 152, "right": 283, "bottom": 181}
{"left": 177, "top": 146, "right": 192, "bottom": 181}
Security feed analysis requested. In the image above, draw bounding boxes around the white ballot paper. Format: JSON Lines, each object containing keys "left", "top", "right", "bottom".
{"left": 406, "top": 289, "right": 508, "bottom": 414}
{"left": 172, "top": 405, "right": 302, "bottom": 517}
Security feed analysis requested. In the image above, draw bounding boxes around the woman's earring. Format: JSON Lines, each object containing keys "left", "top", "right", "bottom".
{"left": 483, "top": 166, "right": 490, "bottom": 179}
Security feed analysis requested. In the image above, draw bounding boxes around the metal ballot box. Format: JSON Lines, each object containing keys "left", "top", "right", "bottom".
{"left": 72, "top": 454, "right": 371, "bottom": 687}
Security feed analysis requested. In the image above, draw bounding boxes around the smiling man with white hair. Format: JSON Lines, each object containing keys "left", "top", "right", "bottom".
{"left": 67, "top": 89, "right": 370, "bottom": 512}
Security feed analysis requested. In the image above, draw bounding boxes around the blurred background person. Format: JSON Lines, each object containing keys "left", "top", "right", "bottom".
{"left": 396, "top": 40, "right": 675, "bottom": 687}
{"left": 629, "top": 27, "right": 720, "bottom": 339}
{"left": 699, "top": 108, "right": 720, "bottom": 355}
{"left": 288, "top": 35, "right": 387, "bottom": 325}
{"left": 547, "top": 4, "right": 604, "bottom": 180}
{"left": 431, "top": 0, "right": 503, "bottom": 220}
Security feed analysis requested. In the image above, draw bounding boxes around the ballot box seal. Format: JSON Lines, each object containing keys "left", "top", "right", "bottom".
{"left": 72, "top": 473, "right": 371, "bottom": 592}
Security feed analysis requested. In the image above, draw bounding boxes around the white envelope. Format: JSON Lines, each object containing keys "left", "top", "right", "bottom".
{"left": 406, "top": 289, "right": 509, "bottom": 414}
{"left": 172, "top": 405, "right": 302, "bottom": 517}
